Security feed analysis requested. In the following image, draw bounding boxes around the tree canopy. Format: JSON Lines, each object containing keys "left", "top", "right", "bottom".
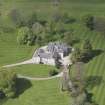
{"left": 17, "top": 26, "right": 35, "bottom": 45}
{"left": 0, "top": 70, "right": 17, "bottom": 98}
{"left": 71, "top": 48, "right": 83, "bottom": 63}
{"left": 81, "top": 39, "right": 93, "bottom": 60}
{"left": 83, "top": 14, "right": 94, "bottom": 30}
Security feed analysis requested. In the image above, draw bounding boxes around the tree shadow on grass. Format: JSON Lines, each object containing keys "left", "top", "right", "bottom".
{"left": 15, "top": 78, "right": 32, "bottom": 98}
{"left": 83, "top": 49, "right": 104, "bottom": 63}
{"left": 92, "top": 49, "right": 104, "bottom": 57}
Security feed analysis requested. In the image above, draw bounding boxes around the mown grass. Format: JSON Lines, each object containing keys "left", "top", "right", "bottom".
{"left": 2, "top": 79, "right": 70, "bottom": 105}
{"left": 10, "top": 64, "right": 57, "bottom": 77}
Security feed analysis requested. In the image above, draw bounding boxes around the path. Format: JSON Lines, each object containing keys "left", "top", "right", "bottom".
{"left": 2, "top": 58, "right": 37, "bottom": 68}
{"left": 18, "top": 72, "right": 63, "bottom": 80}
{"left": 2, "top": 48, "right": 39, "bottom": 68}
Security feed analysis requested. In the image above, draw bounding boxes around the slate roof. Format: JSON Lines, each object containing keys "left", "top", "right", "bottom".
{"left": 38, "top": 53, "right": 53, "bottom": 59}
{"left": 47, "top": 42, "right": 70, "bottom": 53}
{"left": 35, "top": 48, "right": 53, "bottom": 59}
{"left": 35, "top": 42, "right": 70, "bottom": 59}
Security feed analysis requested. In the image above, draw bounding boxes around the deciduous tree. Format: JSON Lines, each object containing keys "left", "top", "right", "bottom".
{"left": 17, "top": 26, "right": 35, "bottom": 45}
{"left": 81, "top": 39, "right": 93, "bottom": 59}
{"left": 82, "top": 14, "right": 94, "bottom": 30}
{"left": 71, "top": 48, "right": 83, "bottom": 63}
{"left": 0, "top": 70, "right": 17, "bottom": 98}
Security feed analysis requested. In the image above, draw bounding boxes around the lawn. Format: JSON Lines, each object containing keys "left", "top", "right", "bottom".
{"left": 2, "top": 79, "right": 70, "bottom": 105}
{"left": 0, "top": 31, "right": 36, "bottom": 66}
{"left": 0, "top": 0, "right": 105, "bottom": 105}
{"left": 10, "top": 64, "right": 57, "bottom": 77}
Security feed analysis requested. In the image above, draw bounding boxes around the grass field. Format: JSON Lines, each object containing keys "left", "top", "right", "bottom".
{"left": 10, "top": 64, "right": 57, "bottom": 77}
{"left": 2, "top": 79, "right": 70, "bottom": 105}
{"left": 0, "top": 0, "right": 105, "bottom": 105}
{"left": 0, "top": 31, "right": 36, "bottom": 66}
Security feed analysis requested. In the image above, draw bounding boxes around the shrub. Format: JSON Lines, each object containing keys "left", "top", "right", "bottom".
{"left": 32, "top": 22, "right": 44, "bottom": 35}
{"left": 82, "top": 14, "right": 94, "bottom": 30}
{"left": 27, "top": 13, "right": 38, "bottom": 28}
{"left": 49, "top": 69, "right": 59, "bottom": 76}
{"left": 71, "top": 48, "right": 83, "bottom": 63}
{"left": 63, "top": 31, "right": 77, "bottom": 46}
{"left": 81, "top": 39, "right": 93, "bottom": 62}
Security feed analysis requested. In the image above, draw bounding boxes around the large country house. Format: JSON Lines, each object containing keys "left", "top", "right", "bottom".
{"left": 33, "top": 42, "right": 72, "bottom": 65}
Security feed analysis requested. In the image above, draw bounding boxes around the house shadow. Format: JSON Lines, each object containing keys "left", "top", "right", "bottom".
{"left": 92, "top": 49, "right": 104, "bottom": 57}
{"left": 14, "top": 78, "right": 32, "bottom": 98}
{"left": 83, "top": 49, "right": 104, "bottom": 63}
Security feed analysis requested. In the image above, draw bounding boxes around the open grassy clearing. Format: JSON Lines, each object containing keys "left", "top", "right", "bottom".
{"left": 10, "top": 64, "right": 57, "bottom": 77}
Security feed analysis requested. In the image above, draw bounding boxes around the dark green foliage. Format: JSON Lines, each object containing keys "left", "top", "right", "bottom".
{"left": 17, "top": 19, "right": 66, "bottom": 46}
{"left": 71, "top": 39, "right": 93, "bottom": 63}
{"left": 83, "top": 14, "right": 94, "bottom": 30}
{"left": 63, "top": 31, "right": 77, "bottom": 46}
{"left": 46, "top": 21, "right": 56, "bottom": 34}
{"left": 0, "top": 91, "right": 5, "bottom": 99}
{"left": 15, "top": 11, "right": 76, "bottom": 47}
{"left": 43, "top": 21, "right": 65, "bottom": 43}
{"left": 0, "top": 70, "right": 17, "bottom": 99}
{"left": 71, "top": 48, "right": 83, "bottom": 63}
{"left": 82, "top": 39, "right": 92, "bottom": 53}
{"left": 81, "top": 39, "right": 93, "bottom": 62}
{"left": 27, "top": 13, "right": 38, "bottom": 28}
{"left": 49, "top": 69, "right": 59, "bottom": 76}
